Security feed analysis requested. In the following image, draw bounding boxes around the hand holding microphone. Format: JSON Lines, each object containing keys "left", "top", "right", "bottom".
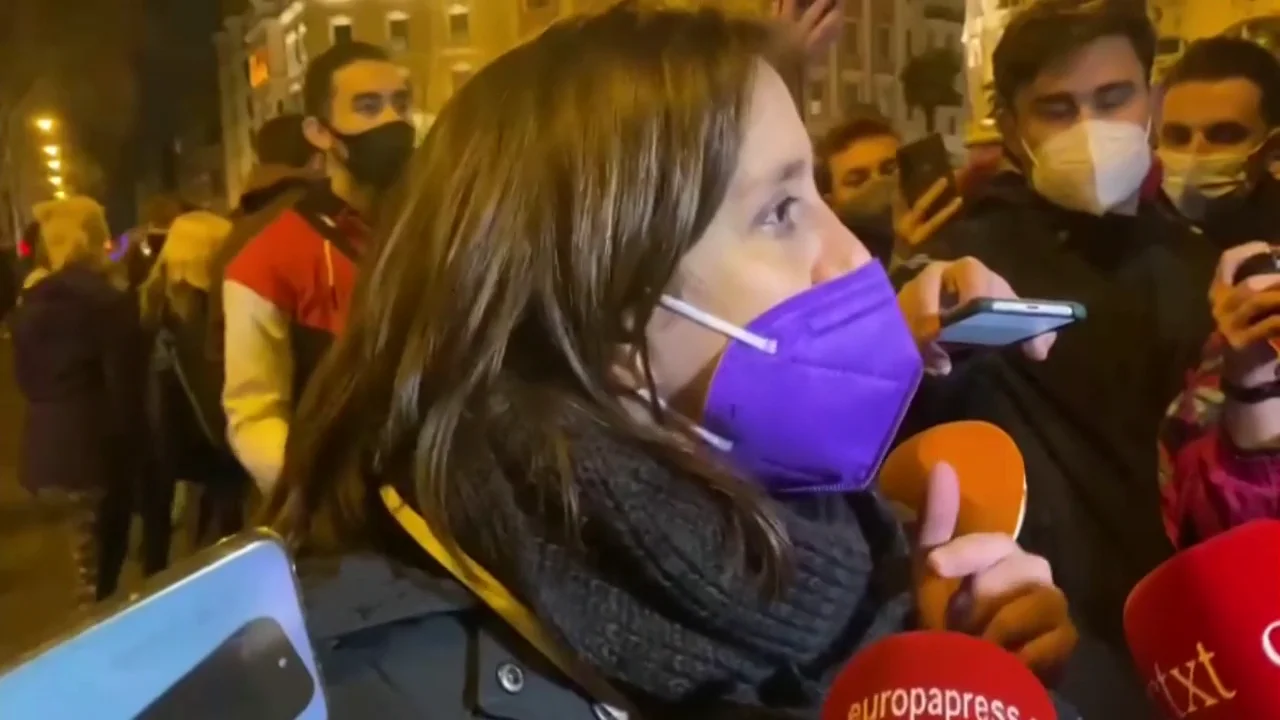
{"left": 914, "top": 462, "right": 1077, "bottom": 682}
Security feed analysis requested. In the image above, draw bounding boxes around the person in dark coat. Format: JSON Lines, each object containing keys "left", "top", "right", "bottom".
{"left": 11, "top": 196, "right": 144, "bottom": 605}
{"left": 265, "top": 7, "right": 1080, "bottom": 718}
{"left": 138, "top": 210, "right": 250, "bottom": 574}
{"left": 899, "top": 3, "right": 1219, "bottom": 715}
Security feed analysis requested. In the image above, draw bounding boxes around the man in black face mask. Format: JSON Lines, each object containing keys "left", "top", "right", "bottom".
{"left": 221, "top": 41, "right": 413, "bottom": 493}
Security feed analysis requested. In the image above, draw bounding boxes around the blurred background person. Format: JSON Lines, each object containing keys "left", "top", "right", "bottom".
{"left": 10, "top": 197, "right": 143, "bottom": 606}
{"left": 1157, "top": 36, "right": 1280, "bottom": 246}
{"left": 816, "top": 105, "right": 962, "bottom": 266}
{"left": 1160, "top": 241, "right": 1280, "bottom": 550}
{"left": 122, "top": 195, "right": 184, "bottom": 292}
{"left": 140, "top": 211, "right": 245, "bottom": 575}
{"left": 899, "top": 1, "right": 1220, "bottom": 714}
{"left": 221, "top": 41, "right": 412, "bottom": 494}
{"left": 207, "top": 114, "right": 323, "bottom": 394}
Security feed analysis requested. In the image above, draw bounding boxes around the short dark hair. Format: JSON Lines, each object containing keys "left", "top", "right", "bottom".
{"left": 254, "top": 114, "right": 314, "bottom": 167}
{"left": 303, "top": 41, "right": 392, "bottom": 119}
{"left": 993, "top": 0, "right": 1156, "bottom": 111}
{"left": 1164, "top": 36, "right": 1280, "bottom": 127}
{"left": 815, "top": 105, "right": 898, "bottom": 194}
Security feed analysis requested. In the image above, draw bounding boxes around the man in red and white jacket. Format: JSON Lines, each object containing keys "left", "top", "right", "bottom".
{"left": 222, "top": 40, "right": 414, "bottom": 492}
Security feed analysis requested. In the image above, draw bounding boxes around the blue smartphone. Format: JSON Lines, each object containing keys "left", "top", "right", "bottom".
{"left": 0, "top": 531, "right": 326, "bottom": 720}
{"left": 938, "top": 298, "right": 1086, "bottom": 347}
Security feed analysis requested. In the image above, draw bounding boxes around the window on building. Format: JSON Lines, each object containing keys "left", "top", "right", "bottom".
{"left": 948, "top": 115, "right": 957, "bottom": 135}
{"left": 842, "top": 78, "right": 864, "bottom": 105}
{"left": 526, "top": 0, "right": 551, "bottom": 9}
{"left": 927, "top": 30, "right": 936, "bottom": 49}
{"left": 388, "top": 11, "right": 410, "bottom": 52}
{"left": 875, "top": 25, "right": 893, "bottom": 65}
{"left": 331, "top": 16, "right": 353, "bottom": 45}
{"left": 245, "top": 96, "right": 254, "bottom": 123}
{"left": 297, "top": 24, "right": 309, "bottom": 66}
{"left": 452, "top": 63, "right": 473, "bottom": 93}
{"left": 905, "top": 29, "right": 912, "bottom": 54}
{"left": 448, "top": 5, "right": 471, "bottom": 44}
{"left": 285, "top": 31, "right": 301, "bottom": 76}
{"left": 843, "top": 20, "right": 859, "bottom": 57}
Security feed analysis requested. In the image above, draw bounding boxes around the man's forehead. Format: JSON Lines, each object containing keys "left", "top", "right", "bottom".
{"left": 1163, "top": 78, "right": 1263, "bottom": 123}
{"left": 333, "top": 59, "right": 408, "bottom": 94}
{"left": 830, "top": 135, "right": 899, "bottom": 168}
{"left": 1024, "top": 35, "right": 1144, "bottom": 98}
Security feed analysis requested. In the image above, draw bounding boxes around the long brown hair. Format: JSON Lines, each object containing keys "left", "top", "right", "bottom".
{"left": 269, "top": 4, "right": 793, "bottom": 591}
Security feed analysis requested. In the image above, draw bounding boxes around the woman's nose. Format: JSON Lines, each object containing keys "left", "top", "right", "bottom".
{"left": 812, "top": 207, "right": 872, "bottom": 284}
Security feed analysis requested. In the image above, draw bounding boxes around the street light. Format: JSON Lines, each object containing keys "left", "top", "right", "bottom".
{"left": 42, "top": 145, "right": 59, "bottom": 157}
{"left": 53, "top": 190, "right": 66, "bottom": 200}
{"left": 33, "top": 117, "right": 55, "bottom": 133}
{"left": 47, "top": 159, "right": 60, "bottom": 171}
{"left": 49, "top": 176, "right": 62, "bottom": 187}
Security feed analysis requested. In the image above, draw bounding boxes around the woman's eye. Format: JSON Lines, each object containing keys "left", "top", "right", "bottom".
{"left": 763, "top": 197, "right": 799, "bottom": 229}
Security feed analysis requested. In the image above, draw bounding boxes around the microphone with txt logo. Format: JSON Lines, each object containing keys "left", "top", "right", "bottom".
{"left": 1124, "top": 519, "right": 1280, "bottom": 718}
{"left": 821, "top": 631, "right": 1058, "bottom": 720}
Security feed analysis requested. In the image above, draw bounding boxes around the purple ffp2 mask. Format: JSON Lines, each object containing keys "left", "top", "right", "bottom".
{"left": 660, "top": 262, "right": 923, "bottom": 493}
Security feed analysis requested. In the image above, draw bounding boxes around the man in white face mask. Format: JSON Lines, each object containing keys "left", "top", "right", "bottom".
{"left": 895, "top": 2, "right": 1219, "bottom": 716}
{"left": 1156, "top": 36, "right": 1280, "bottom": 244}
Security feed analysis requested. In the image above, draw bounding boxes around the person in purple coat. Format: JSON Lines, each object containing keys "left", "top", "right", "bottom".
{"left": 11, "top": 196, "right": 145, "bottom": 605}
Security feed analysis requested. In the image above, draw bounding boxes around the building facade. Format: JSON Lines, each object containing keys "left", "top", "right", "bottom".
{"left": 806, "top": 0, "right": 967, "bottom": 149}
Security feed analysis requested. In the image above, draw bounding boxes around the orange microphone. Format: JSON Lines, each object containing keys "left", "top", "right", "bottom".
{"left": 877, "top": 421, "right": 1026, "bottom": 538}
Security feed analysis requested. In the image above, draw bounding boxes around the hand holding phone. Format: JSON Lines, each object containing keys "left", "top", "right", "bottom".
{"left": 1214, "top": 243, "right": 1280, "bottom": 377}
{"left": 894, "top": 134, "right": 963, "bottom": 248}
{"left": 938, "top": 297, "right": 1086, "bottom": 348}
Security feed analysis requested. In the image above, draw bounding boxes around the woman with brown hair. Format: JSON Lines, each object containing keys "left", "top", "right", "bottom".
{"left": 272, "top": 5, "right": 1077, "bottom": 717}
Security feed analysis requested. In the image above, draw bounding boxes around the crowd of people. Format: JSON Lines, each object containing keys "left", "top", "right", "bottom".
{"left": 10, "top": 0, "right": 1280, "bottom": 716}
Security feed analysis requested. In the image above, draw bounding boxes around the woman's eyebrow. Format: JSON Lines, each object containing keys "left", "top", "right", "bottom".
{"left": 733, "top": 157, "right": 809, "bottom": 199}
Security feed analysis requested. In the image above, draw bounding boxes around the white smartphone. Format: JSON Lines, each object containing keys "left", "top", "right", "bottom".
{"left": 0, "top": 531, "right": 326, "bottom": 720}
{"left": 937, "top": 298, "right": 1086, "bottom": 347}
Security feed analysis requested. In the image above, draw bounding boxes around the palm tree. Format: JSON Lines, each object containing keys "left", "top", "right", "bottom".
{"left": 900, "top": 47, "right": 964, "bottom": 134}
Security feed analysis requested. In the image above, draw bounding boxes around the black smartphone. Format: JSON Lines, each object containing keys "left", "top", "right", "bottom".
{"left": 136, "top": 617, "right": 315, "bottom": 720}
{"left": 938, "top": 298, "right": 1086, "bottom": 347}
{"left": 896, "top": 133, "right": 958, "bottom": 211}
{"left": 1232, "top": 249, "right": 1280, "bottom": 285}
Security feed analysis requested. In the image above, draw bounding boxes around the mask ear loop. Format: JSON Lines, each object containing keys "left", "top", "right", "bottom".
{"left": 657, "top": 296, "right": 778, "bottom": 354}
{"left": 631, "top": 387, "right": 733, "bottom": 452}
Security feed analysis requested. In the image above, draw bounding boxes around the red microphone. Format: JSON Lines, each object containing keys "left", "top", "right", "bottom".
{"left": 821, "top": 631, "right": 1057, "bottom": 720}
{"left": 1124, "top": 519, "right": 1280, "bottom": 718}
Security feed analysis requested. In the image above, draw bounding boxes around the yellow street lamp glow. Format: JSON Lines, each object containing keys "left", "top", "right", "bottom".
{"left": 34, "top": 117, "right": 55, "bottom": 133}
{"left": 49, "top": 176, "right": 63, "bottom": 187}
{"left": 53, "top": 190, "right": 66, "bottom": 200}
{"left": 42, "top": 145, "right": 59, "bottom": 157}
{"left": 47, "top": 159, "right": 61, "bottom": 171}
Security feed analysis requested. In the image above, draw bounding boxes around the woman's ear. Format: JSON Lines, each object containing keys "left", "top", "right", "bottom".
{"left": 609, "top": 341, "right": 648, "bottom": 393}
